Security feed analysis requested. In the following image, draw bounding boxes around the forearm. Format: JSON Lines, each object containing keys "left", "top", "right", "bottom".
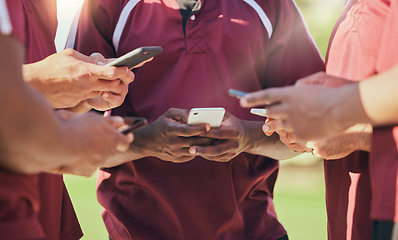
{"left": 359, "top": 64, "right": 398, "bottom": 126}
{"left": 244, "top": 121, "right": 300, "bottom": 160}
{"left": 0, "top": 85, "right": 77, "bottom": 173}
{"left": 0, "top": 37, "right": 71, "bottom": 173}
{"left": 331, "top": 65, "right": 398, "bottom": 130}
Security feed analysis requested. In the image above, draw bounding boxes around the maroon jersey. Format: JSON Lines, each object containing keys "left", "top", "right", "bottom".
{"left": 0, "top": 0, "right": 82, "bottom": 239}
{"left": 370, "top": 0, "right": 398, "bottom": 222}
{"left": 74, "top": 0, "right": 324, "bottom": 239}
{"left": 324, "top": 0, "right": 390, "bottom": 239}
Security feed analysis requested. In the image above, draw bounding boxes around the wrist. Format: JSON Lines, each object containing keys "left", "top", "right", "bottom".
{"left": 330, "top": 84, "right": 364, "bottom": 133}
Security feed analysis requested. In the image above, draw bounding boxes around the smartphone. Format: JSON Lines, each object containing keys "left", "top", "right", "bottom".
{"left": 228, "top": 89, "right": 248, "bottom": 99}
{"left": 187, "top": 107, "right": 225, "bottom": 128}
{"left": 120, "top": 117, "right": 148, "bottom": 134}
{"left": 106, "top": 46, "right": 163, "bottom": 69}
{"left": 250, "top": 108, "right": 267, "bottom": 117}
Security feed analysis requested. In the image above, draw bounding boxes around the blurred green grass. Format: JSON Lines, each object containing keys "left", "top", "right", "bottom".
{"left": 63, "top": 1, "right": 343, "bottom": 239}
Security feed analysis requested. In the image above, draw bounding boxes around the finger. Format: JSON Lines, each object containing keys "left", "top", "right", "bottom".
{"left": 198, "top": 126, "right": 240, "bottom": 140}
{"left": 131, "top": 57, "right": 153, "bottom": 69}
{"left": 94, "top": 79, "right": 125, "bottom": 92}
{"left": 90, "top": 52, "right": 107, "bottom": 65}
{"left": 183, "top": 137, "right": 215, "bottom": 147}
{"left": 86, "top": 91, "right": 102, "bottom": 99}
{"left": 116, "top": 137, "right": 132, "bottom": 152}
{"left": 263, "top": 119, "right": 284, "bottom": 136}
{"left": 104, "top": 115, "right": 126, "bottom": 128}
{"left": 101, "top": 92, "right": 125, "bottom": 108}
{"left": 239, "top": 88, "right": 289, "bottom": 108}
{"left": 88, "top": 64, "right": 135, "bottom": 85}
{"left": 285, "top": 132, "right": 297, "bottom": 143}
{"left": 165, "top": 108, "right": 190, "bottom": 124}
{"left": 166, "top": 123, "right": 210, "bottom": 137}
{"left": 166, "top": 136, "right": 213, "bottom": 149}
{"left": 104, "top": 57, "right": 117, "bottom": 65}
{"left": 264, "top": 104, "right": 289, "bottom": 120}
{"left": 190, "top": 140, "right": 237, "bottom": 157}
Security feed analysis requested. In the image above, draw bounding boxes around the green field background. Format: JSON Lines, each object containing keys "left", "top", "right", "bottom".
{"left": 64, "top": 1, "right": 344, "bottom": 239}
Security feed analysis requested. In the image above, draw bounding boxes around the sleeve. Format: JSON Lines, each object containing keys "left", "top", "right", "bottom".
{"left": 260, "top": 0, "right": 325, "bottom": 88}
{"left": 0, "top": 0, "right": 26, "bottom": 44}
{"left": 73, "top": 0, "right": 127, "bottom": 58}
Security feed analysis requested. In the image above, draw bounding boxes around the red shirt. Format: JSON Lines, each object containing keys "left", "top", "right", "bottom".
{"left": 324, "top": 0, "right": 390, "bottom": 239}
{"left": 370, "top": 0, "right": 398, "bottom": 222}
{"left": 1, "top": 0, "right": 83, "bottom": 239}
{"left": 75, "top": 0, "right": 324, "bottom": 239}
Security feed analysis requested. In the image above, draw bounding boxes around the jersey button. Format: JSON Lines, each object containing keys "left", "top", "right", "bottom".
{"left": 190, "top": 15, "right": 196, "bottom": 21}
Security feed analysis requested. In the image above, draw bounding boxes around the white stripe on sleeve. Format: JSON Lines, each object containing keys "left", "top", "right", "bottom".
{"left": 0, "top": 0, "right": 12, "bottom": 35}
{"left": 113, "top": 0, "right": 141, "bottom": 53}
{"left": 241, "top": 0, "right": 273, "bottom": 38}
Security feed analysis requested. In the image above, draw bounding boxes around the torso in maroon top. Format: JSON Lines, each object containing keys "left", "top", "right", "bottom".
{"left": 75, "top": 0, "right": 324, "bottom": 239}
{"left": 324, "top": 0, "right": 390, "bottom": 239}
{"left": 0, "top": 0, "right": 82, "bottom": 239}
{"left": 371, "top": 0, "right": 398, "bottom": 222}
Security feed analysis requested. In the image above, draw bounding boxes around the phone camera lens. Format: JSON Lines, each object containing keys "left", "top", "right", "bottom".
{"left": 194, "top": 112, "right": 198, "bottom": 115}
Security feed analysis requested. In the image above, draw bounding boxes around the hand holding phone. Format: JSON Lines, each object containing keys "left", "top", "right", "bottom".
{"left": 187, "top": 108, "right": 225, "bottom": 128}
{"left": 106, "top": 46, "right": 163, "bottom": 70}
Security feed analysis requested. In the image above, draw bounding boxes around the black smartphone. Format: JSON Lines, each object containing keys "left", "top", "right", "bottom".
{"left": 120, "top": 117, "right": 148, "bottom": 134}
{"left": 106, "top": 46, "right": 163, "bottom": 70}
{"left": 228, "top": 89, "right": 248, "bottom": 99}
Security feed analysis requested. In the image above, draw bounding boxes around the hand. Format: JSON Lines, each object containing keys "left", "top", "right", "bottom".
{"left": 68, "top": 83, "right": 129, "bottom": 113}
{"left": 188, "top": 111, "right": 252, "bottom": 162}
{"left": 23, "top": 49, "right": 134, "bottom": 109}
{"left": 50, "top": 110, "right": 134, "bottom": 177}
{"left": 240, "top": 73, "right": 359, "bottom": 141}
{"left": 129, "top": 108, "right": 212, "bottom": 163}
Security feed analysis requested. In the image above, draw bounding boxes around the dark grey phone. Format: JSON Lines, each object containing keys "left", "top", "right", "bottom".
{"left": 106, "top": 46, "right": 163, "bottom": 69}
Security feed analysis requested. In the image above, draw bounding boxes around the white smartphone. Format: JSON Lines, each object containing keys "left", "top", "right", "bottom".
{"left": 250, "top": 108, "right": 267, "bottom": 117}
{"left": 106, "top": 46, "right": 163, "bottom": 69}
{"left": 187, "top": 107, "right": 226, "bottom": 128}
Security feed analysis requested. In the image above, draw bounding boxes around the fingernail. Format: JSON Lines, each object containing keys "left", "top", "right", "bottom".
{"left": 263, "top": 124, "right": 270, "bottom": 132}
{"left": 205, "top": 125, "right": 211, "bottom": 132}
{"left": 97, "top": 61, "right": 105, "bottom": 66}
{"left": 189, "top": 147, "right": 197, "bottom": 154}
{"left": 103, "top": 110, "right": 111, "bottom": 117}
{"left": 127, "top": 133, "right": 134, "bottom": 143}
{"left": 102, "top": 92, "right": 109, "bottom": 98}
{"left": 240, "top": 98, "right": 248, "bottom": 106}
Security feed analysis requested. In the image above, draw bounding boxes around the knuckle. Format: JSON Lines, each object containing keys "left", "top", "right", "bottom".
{"left": 62, "top": 48, "right": 75, "bottom": 57}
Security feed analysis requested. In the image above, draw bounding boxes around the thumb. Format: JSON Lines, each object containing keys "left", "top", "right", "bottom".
{"left": 90, "top": 52, "right": 107, "bottom": 65}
